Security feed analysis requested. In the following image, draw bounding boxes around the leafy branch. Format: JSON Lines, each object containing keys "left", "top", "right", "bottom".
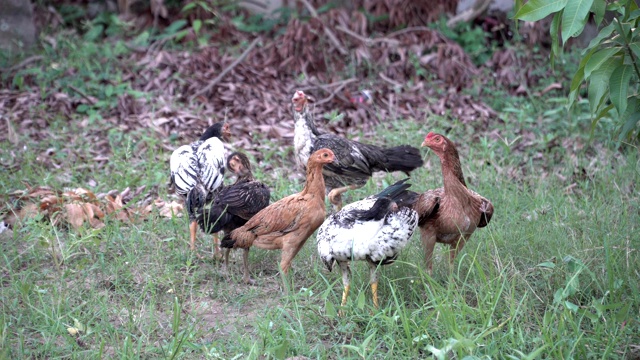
{"left": 515, "top": 0, "right": 640, "bottom": 142}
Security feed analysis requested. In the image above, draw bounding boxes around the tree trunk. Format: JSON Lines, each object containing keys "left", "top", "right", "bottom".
{"left": 0, "top": 0, "right": 37, "bottom": 54}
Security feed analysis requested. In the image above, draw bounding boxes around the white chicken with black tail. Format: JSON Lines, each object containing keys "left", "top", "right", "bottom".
{"left": 170, "top": 121, "right": 231, "bottom": 255}
{"left": 317, "top": 179, "right": 419, "bottom": 310}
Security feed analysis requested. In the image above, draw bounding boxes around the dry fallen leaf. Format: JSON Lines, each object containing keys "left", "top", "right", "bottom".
{"left": 65, "top": 203, "right": 86, "bottom": 229}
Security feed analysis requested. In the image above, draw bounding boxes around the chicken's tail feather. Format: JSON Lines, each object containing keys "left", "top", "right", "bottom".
{"left": 378, "top": 145, "right": 424, "bottom": 175}
{"left": 376, "top": 179, "right": 420, "bottom": 208}
{"left": 196, "top": 205, "right": 233, "bottom": 234}
{"left": 186, "top": 183, "right": 208, "bottom": 220}
{"left": 321, "top": 257, "right": 334, "bottom": 272}
{"left": 222, "top": 227, "right": 255, "bottom": 248}
{"left": 220, "top": 233, "right": 235, "bottom": 248}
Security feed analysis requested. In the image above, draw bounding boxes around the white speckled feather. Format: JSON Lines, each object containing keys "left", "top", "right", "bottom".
{"left": 317, "top": 196, "right": 418, "bottom": 268}
{"left": 170, "top": 137, "right": 226, "bottom": 196}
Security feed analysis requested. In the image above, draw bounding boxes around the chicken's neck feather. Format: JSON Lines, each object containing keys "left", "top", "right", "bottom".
{"left": 293, "top": 105, "right": 319, "bottom": 168}
{"left": 301, "top": 159, "right": 327, "bottom": 199}
{"left": 439, "top": 146, "right": 468, "bottom": 197}
{"left": 233, "top": 172, "right": 255, "bottom": 185}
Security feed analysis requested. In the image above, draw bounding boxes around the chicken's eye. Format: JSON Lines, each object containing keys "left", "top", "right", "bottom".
{"left": 323, "top": 153, "right": 328, "bottom": 157}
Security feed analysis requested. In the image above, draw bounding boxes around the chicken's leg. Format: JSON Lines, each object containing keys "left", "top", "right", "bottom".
{"left": 328, "top": 184, "right": 361, "bottom": 210}
{"left": 339, "top": 261, "right": 351, "bottom": 307}
{"left": 242, "top": 248, "right": 256, "bottom": 285}
{"left": 420, "top": 230, "right": 437, "bottom": 275}
{"left": 189, "top": 221, "right": 198, "bottom": 251}
{"left": 368, "top": 262, "right": 379, "bottom": 308}
{"left": 449, "top": 236, "right": 467, "bottom": 265}
{"left": 221, "top": 248, "right": 231, "bottom": 274}
{"left": 212, "top": 233, "right": 222, "bottom": 260}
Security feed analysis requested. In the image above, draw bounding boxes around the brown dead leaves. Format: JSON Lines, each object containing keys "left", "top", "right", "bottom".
{"left": 2, "top": 185, "right": 183, "bottom": 231}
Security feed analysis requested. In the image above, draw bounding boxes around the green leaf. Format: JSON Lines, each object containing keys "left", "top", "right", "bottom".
{"left": 569, "top": 48, "right": 595, "bottom": 105}
{"left": 325, "top": 300, "right": 337, "bottom": 318}
{"left": 564, "top": 300, "right": 579, "bottom": 312}
{"left": 613, "top": 18, "right": 633, "bottom": 41}
{"left": 192, "top": 19, "right": 202, "bottom": 34}
{"left": 514, "top": 0, "right": 568, "bottom": 21}
{"left": 584, "top": 47, "right": 621, "bottom": 77}
{"left": 579, "top": 308, "right": 599, "bottom": 321}
{"left": 629, "top": 41, "right": 640, "bottom": 60}
{"left": 84, "top": 24, "right": 104, "bottom": 42}
{"left": 627, "top": 9, "right": 640, "bottom": 21}
{"left": 588, "top": 57, "right": 618, "bottom": 113}
{"left": 585, "top": 23, "right": 615, "bottom": 51}
{"left": 356, "top": 291, "right": 365, "bottom": 310}
{"left": 618, "top": 97, "right": 640, "bottom": 140}
{"left": 536, "top": 261, "right": 556, "bottom": 269}
{"left": 592, "top": 0, "right": 606, "bottom": 25}
{"left": 553, "top": 288, "right": 565, "bottom": 304}
{"left": 615, "top": 302, "right": 632, "bottom": 322}
{"left": 550, "top": 12, "right": 562, "bottom": 66}
{"left": 609, "top": 64, "right": 633, "bottom": 114}
{"left": 181, "top": 2, "right": 196, "bottom": 12}
{"left": 562, "top": 0, "right": 594, "bottom": 43}
{"left": 591, "top": 103, "right": 615, "bottom": 135}
{"left": 163, "top": 20, "right": 187, "bottom": 36}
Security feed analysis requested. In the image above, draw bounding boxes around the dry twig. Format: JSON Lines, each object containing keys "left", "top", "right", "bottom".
{"left": 190, "top": 38, "right": 261, "bottom": 101}
{"left": 298, "top": 0, "right": 348, "bottom": 55}
{"left": 335, "top": 25, "right": 400, "bottom": 46}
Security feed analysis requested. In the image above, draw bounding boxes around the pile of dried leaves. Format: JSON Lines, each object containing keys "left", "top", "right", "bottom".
{"left": 0, "top": 2, "right": 523, "bottom": 148}
{"left": 0, "top": 2, "right": 558, "bottom": 230}
{"left": 2, "top": 184, "right": 182, "bottom": 231}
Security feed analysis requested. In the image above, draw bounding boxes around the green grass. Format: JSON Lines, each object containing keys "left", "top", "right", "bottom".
{"left": 1, "top": 35, "right": 640, "bottom": 360}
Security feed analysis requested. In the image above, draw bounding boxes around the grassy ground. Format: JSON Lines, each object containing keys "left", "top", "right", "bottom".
{"left": 1, "top": 37, "right": 640, "bottom": 360}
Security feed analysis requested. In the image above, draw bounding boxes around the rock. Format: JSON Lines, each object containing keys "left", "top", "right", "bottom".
{"left": 0, "top": 0, "right": 37, "bottom": 54}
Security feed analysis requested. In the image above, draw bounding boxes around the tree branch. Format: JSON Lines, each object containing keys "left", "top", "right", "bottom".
{"left": 191, "top": 38, "right": 261, "bottom": 102}
{"left": 298, "top": 0, "right": 348, "bottom": 55}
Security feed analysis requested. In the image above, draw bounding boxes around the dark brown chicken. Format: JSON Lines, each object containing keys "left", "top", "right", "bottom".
{"left": 413, "top": 132, "right": 494, "bottom": 273}
{"left": 221, "top": 148, "right": 335, "bottom": 284}
{"left": 196, "top": 152, "right": 270, "bottom": 269}
{"left": 291, "top": 90, "right": 424, "bottom": 209}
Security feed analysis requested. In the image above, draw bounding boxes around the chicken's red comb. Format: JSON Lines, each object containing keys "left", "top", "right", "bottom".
{"left": 292, "top": 90, "right": 306, "bottom": 101}
{"left": 425, "top": 132, "right": 436, "bottom": 139}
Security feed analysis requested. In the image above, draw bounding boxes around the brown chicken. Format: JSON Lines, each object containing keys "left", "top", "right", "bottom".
{"left": 413, "top": 132, "right": 494, "bottom": 274}
{"left": 220, "top": 148, "right": 335, "bottom": 284}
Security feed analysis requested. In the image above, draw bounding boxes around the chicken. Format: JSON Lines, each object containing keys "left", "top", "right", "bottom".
{"left": 169, "top": 122, "right": 231, "bottom": 255}
{"left": 291, "top": 90, "right": 424, "bottom": 209}
{"left": 317, "top": 179, "right": 419, "bottom": 309}
{"left": 220, "top": 148, "right": 336, "bottom": 284}
{"left": 413, "top": 132, "right": 494, "bottom": 274}
{"left": 196, "top": 152, "right": 270, "bottom": 271}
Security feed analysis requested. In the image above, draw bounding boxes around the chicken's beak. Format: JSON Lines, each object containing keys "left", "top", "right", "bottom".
{"left": 292, "top": 98, "right": 304, "bottom": 112}
{"left": 421, "top": 139, "right": 428, "bottom": 147}
{"left": 222, "top": 126, "right": 232, "bottom": 142}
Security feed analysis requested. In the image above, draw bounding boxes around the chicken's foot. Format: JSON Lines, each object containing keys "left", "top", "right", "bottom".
{"left": 328, "top": 184, "right": 361, "bottom": 210}
{"left": 189, "top": 221, "right": 204, "bottom": 259}
{"left": 338, "top": 262, "right": 351, "bottom": 316}
{"left": 221, "top": 248, "right": 231, "bottom": 275}
{"left": 242, "top": 248, "right": 256, "bottom": 285}
{"left": 369, "top": 262, "right": 379, "bottom": 308}
{"left": 212, "top": 233, "right": 223, "bottom": 261}
{"left": 189, "top": 221, "right": 198, "bottom": 251}
{"left": 420, "top": 231, "right": 437, "bottom": 275}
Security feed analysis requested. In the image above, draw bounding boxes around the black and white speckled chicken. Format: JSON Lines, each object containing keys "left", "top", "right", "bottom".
{"left": 317, "top": 179, "right": 419, "bottom": 309}
{"left": 196, "top": 152, "right": 270, "bottom": 271}
{"left": 291, "top": 90, "right": 424, "bottom": 209}
{"left": 170, "top": 122, "right": 230, "bottom": 254}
